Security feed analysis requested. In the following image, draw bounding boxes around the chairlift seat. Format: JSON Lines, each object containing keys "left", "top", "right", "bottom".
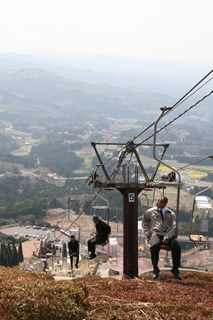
{"left": 92, "top": 206, "right": 109, "bottom": 209}
{"left": 190, "top": 234, "right": 207, "bottom": 242}
{"left": 160, "top": 244, "right": 171, "bottom": 250}
{"left": 146, "top": 239, "right": 171, "bottom": 250}
{"left": 97, "top": 237, "right": 109, "bottom": 247}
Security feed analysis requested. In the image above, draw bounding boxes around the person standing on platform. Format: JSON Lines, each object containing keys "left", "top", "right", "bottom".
{"left": 142, "top": 196, "right": 182, "bottom": 280}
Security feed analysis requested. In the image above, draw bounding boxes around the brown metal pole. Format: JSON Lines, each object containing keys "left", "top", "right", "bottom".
{"left": 118, "top": 187, "right": 142, "bottom": 278}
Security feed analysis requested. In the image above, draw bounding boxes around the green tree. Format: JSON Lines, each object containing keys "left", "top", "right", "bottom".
{"left": 18, "top": 242, "right": 24, "bottom": 263}
{"left": 12, "top": 243, "right": 19, "bottom": 266}
{"left": 7, "top": 243, "right": 12, "bottom": 267}
{"left": 63, "top": 243, "right": 67, "bottom": 258}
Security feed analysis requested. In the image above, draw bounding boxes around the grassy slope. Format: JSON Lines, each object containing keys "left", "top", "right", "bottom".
{"left": 1, "top": 266, "right": 213, "bottom": 319}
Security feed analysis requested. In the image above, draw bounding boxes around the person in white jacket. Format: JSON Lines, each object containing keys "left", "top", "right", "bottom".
{"left": 142, "top": 195, "right": 182, "bottom": 280}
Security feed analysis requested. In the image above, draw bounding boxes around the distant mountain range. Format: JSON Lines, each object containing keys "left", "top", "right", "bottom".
{"left": 0, "top": 53, "right": 212, "bottom": 125}
{"left": 1, "top": 52, "right": 211, "bottom": 93}
{"left": 0, "top": 68, "right": 176, "bottom": 125}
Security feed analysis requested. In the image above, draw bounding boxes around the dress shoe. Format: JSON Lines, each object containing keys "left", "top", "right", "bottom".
{"left": 152, "top": 268, "right": 160, "bottom": 280}
{"left": 89, "top": 254, "right": 97, "bottom": 260}
{"left": 75, "top": 263, "right": 79, "bottom": 269}
{"left": 171, "top": 268, "right": 182, "bottom": 280}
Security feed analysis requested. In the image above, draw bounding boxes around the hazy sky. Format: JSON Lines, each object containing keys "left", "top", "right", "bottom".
{"left": 1, "top": 0, "right": 212, "bottom": 62}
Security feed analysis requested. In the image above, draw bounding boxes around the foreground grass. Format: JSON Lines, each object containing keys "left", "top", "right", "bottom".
{"left": 0, "top": 267, "right": 213, "bottom": 319}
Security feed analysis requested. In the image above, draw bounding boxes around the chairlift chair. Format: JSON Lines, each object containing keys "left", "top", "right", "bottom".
{"left": 152, "top": 107, "right": 182, "bottom": 238}
{"left": 92, "top": 187, "right": 111, "bottom": 255}
{"left": 146, "top": 107, "right": 182, "bottom": 254}
{"left": 189, "top": 185, "right": 213, "bottom": 249}
{"left": 109, "top": 237, "right": 118, "bottom": 265}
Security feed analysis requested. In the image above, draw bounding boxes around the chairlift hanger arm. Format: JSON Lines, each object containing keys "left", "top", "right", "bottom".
{"left": 92, "top": 184, "right": 110, "bottom": 209}
{"left": 153, "top": 107, "right": 181, "bottom": 184}
{"left": 150, "top": 144, "right": 169, "bottom": 181}
{"left": 152, "top": 107, "right": 181, "bottom": 237}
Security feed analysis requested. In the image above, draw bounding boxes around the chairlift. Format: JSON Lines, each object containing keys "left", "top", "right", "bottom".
{"left": 152, "top": 107, "right": 182, "bottom": 238}
{"left": 109, "top": 237, "right": 118, "bottom": 265}
{"left": 139, "top": 191, "right": 150, "bottom": 207}
{"left": 189, "top": 185, "right": 213, "bottom": 249}
{"left": 92, "top": 184, "right": 111, "bottom": 254}
{"left": 141, "top": 107, "right": 183, "bottom": 255}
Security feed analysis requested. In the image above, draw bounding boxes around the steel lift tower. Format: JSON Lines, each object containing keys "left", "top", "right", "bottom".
{"left": 89, "top": 108, "right": 182, "bottom": 278}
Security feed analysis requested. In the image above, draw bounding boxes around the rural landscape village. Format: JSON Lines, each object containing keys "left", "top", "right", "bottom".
{"left": 0, "top": 53, "right": 213, "bottom": 319}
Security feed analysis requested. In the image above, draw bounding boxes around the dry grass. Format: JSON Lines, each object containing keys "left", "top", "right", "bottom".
{"left": 79, "top": 272, "right": 213, "bottom": 319}
{"left": 1, "top": 266, "right": 213, "bottom": 319}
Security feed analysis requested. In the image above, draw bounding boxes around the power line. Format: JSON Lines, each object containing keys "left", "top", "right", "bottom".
{"left": 139, "top": 88, "right": 213, "bottom": 145}
{"left": 93, "top": 70, "right": 213, "bottom": 169}
{"left": 54, "top": 70, "right": 213, "bottom": 234}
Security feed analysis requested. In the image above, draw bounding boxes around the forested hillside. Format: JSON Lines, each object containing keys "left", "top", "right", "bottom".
{"left": 0, "top": 69, "right": 177, "bottom": 124}
{"left": 0, "top": 61, "right": 212, "bottom": 239}
{"left": 31, "top": 142, "right": 83, "bottom": 177}
{"left": 0, "top": 176, "right": 84, "bottom": 227}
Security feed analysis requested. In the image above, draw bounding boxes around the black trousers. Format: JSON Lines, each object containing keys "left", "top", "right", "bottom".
{"left": 70, "top": 253, "right": 79, "bottom": 267}
{"left": 88, "top": 236, "right": 107, "bottom": 255}
{"left": 150, "top": 234, "right": 181, "bottom": 269}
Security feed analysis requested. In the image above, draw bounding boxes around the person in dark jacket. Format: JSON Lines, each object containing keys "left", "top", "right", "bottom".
{"left": 68, "top": 235, "right": 79, "bottom": 269}
{"left": 88, "top": 216, "right": 111, "bottom": 259}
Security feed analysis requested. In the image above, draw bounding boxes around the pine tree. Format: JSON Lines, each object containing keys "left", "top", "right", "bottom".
{"left": 7, "top": 243, "right": 12, "bottom": 267}
{"left": 53, "top": 198, "right": 58, "bottom": 208}
{"left": 18, "top": 241, "right": 24, "bottom": 263}
{"left": 12, "top": 244, "right": 19, "bottom": 266}
{"left": 0, "top": 242, "right": 6, "bottom": 266}
{"left": 63, "top": 243, "right": 67, "bottom": 258}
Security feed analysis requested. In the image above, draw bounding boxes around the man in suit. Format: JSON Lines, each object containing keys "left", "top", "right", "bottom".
{"left": 142, "top": 196, "right": 182, "bottom": 280}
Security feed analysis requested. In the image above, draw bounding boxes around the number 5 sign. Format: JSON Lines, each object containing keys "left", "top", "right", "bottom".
{"left": 129, "top": 193, "right": 135, "bottom": 202}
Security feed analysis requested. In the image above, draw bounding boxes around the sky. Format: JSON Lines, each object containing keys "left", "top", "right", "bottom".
{"left": 0, "top": 0, "right": 213, "bottom": 62}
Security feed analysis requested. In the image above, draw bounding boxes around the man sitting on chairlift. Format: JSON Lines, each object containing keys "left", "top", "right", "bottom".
{"left": 142, "top": 195, "right": 182, "bottom": 280}
{"left": 68, "top": 235, "right": 79, "bottom": 269}
{"left": 88, "top": 216, "right": 111, "bottom": 259}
